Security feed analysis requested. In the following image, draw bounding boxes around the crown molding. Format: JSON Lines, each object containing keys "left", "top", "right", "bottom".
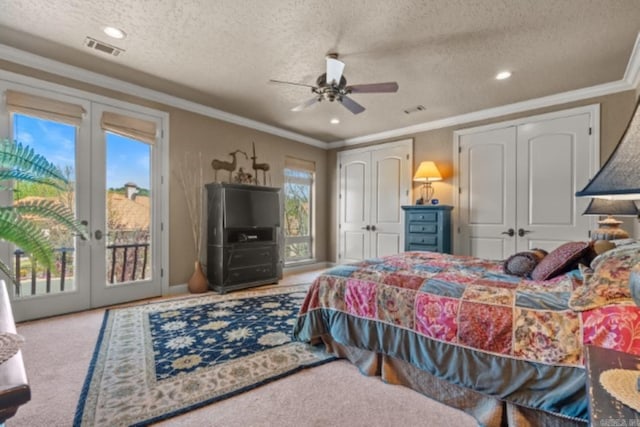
{"left": 328, "top": 79, "right": 633, "bottom": 149}
{"left": 0, "top": 43, "right": 327, "bottom": 149}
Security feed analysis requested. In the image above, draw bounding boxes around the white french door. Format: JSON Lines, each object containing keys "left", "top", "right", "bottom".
{"left": 338, "top": 139, "right": 412, "bottom": 263}
{"left": 455, "top": 106, "right": 598, "bottom": 259}
{"left": 0, "top": 81, "right": 165, "bottom": 321}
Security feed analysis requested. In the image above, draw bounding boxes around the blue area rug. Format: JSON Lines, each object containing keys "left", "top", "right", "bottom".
{"left": 74, "top": 285, "right": 334, "bottom": 426}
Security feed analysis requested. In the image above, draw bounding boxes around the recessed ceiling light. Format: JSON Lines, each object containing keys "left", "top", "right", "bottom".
{"left": 103, "top": 26, "right": 126, "bottom": 40}
{"left": 330, "top": 118, "right": 340, "bottom": 124}
{"left": 495, "top": 71, "right": 512, "bottom": 80}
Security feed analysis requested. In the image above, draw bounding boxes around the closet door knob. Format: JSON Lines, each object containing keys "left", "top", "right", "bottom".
{"left": 501, "top": 228, "right": 515, "bottom": 237}
{"left": 518, "top": 229, "right": 532, "bottom": 237}
{"left": 371, "top": 225, "right": 377, "bottom": 231}
{"left": 361, "top": 225, "right": 371, "bottom": 231}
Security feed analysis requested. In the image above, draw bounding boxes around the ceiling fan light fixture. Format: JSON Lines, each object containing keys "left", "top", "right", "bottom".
{"left": 103, "top": 26, "right": 126, "bottom": 39}
{"left": 495, "top": 70, "right": 512, "bottom": 80}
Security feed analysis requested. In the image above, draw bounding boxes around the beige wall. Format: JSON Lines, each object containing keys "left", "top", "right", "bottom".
{"left": 0, "top": 60, "right": 329, "bottom": 288}
{"left": 327, "top": 90, "right": 639, "bottom": 261}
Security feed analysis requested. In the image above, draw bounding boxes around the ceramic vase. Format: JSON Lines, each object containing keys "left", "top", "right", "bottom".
{"left": 188, "top": 261, "right": 208, "bottom": 293}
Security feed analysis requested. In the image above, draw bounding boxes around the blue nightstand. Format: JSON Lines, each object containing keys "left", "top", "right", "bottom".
{"left": 401, "top": 205, "right": 453, "bottom": 254}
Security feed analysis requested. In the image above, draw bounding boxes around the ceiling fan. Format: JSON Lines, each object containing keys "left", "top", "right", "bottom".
{"left": 269, "top": 54, "right": 399, "bottom": 115}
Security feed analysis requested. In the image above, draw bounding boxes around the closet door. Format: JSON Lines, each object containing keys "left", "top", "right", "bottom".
{"left": 456, "top": 107, "right": 596, "bottom": 259}
{"left": 515, "top": 113, "right": 592, "bottom": 252}
{"left": 458, "top": 127, "right": 517, "bottom": 259}
{"left": 338, "top": 140, "right": 412, "bottom": 264}
{"left": 338, "top": 150, "right": 372, "bottom": 263}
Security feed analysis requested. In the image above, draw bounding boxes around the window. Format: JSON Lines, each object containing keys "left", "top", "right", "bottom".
{"left": 283, "top": 157, "right": 315, "bottom": 264}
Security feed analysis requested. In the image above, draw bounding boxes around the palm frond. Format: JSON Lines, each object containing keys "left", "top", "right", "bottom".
{"left": 0, "top": 139, "right": 67, "bottom": 183}
{"left": 0, "top": 207, "right": 54, "bottom": 269}
{"left": 13, "top": 199, "right": 89, "bottom": 240}
{"left": 0, "top": 169, "right": 66, "bottom": 191}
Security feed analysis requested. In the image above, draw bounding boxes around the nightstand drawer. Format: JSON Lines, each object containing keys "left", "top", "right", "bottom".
{"left": 409, "top": 224, "right": 437, "bottom": 234}
{"left": 408, "top": 244, "right": 438, "bottom": 252}
{"left": 409, "top": 234, "right": 438, "bottom": 245}
{"left": 408, "top": 212, "right": 438, "bottom": 223}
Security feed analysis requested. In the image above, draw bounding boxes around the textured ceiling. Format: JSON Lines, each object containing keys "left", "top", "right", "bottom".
{"left": 0, "top": 0, "right": 639, "bottom": 143}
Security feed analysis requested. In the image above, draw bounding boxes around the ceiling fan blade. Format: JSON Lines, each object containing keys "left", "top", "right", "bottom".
{"left": 339, "top": 96, "right": 365, "bottom": 115}
{"left": 326, "top": 57, "right": 345, "bottom": 85}
{"left": 291, "top": 97, "right": 321, "bottom": 112}
{"left": 269, "top": 79, "right": 316, "bottom": 89}
{"left": 347, "top": 82, "right": 399, "bottom": 93}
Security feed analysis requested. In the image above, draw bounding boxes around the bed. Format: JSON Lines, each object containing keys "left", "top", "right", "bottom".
{"left": 292, "top": 243, "right": 640, "bottom": 426}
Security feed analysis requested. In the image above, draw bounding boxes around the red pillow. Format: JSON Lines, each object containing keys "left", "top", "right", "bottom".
{"left": 530, "top": 241, "right": 591, "bottom": 281}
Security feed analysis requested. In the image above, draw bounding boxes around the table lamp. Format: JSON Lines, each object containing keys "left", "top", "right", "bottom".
{"left": 413, "top": 161, "right": 442, "bottom": 204}
{"left": 582, "top": 198, "right": 638, "bottom": 240}
{"left": 576, "top": 98, "right": 640, "bottom": 306}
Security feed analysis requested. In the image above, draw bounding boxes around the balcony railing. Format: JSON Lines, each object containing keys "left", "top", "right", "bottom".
{"left": 13, "top": 242, "right": 150, "bottom": 297}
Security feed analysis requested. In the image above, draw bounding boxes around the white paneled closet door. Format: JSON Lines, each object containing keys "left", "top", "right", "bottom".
{"left": 338, "top": 139, "right": 412, "bottom": 264}
{"left": 456, "top": 106, "right": 598, "bottom": 259}
{"left": 515, "top": 113, "right": 593, "bottom": 252}
{"left": 458, "top": 126, "right": 518, "bottom": 259}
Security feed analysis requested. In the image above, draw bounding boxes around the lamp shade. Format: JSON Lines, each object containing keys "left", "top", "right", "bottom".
{"left": 576, "top": 99, "right": 640, "bottom": 199}
{"left": 413, "top": 161, "right": 442, "bottom": 182}
{"left": 582, "top": 198, "right": 639, "bottom": 216}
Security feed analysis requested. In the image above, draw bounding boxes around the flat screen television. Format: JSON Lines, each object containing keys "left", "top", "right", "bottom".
{"left": 223, "top": 186, "right": 281, "bottom": 228}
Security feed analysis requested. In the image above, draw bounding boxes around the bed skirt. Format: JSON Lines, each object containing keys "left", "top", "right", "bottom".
{"left": 319, "top": 334, "right": 586, "bottom": 427}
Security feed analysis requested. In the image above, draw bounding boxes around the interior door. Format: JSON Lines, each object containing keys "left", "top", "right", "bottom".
{"left": 515, "top": 113, "right": 592, "bottom": 252}
{"left": 338, "top": 140, "right": 412, "bottom": 264}
{"left": 370, "top": 144, "right": 411, "bottom": 257}
{"left": 457, "top": 108, "right": 596, "bottom": 260}
{"left": 338, "top": 150, "right": 371, "bottom": 264}
{"left": 458, "top": 127, "right": 517, "bottom": 259}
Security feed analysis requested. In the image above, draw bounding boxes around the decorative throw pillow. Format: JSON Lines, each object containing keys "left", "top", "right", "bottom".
{"left": 530, "top": 241, "right": 592, "bottom": 281}
{"left": 503, "top": 249, "right": 548, "bottom": 277}
{"left": 569, "top": 243, "right": 640, "bottom": 311}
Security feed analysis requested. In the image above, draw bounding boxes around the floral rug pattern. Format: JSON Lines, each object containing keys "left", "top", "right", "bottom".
{"left": 74, "top": 285, "right": 333, "bottom": 427}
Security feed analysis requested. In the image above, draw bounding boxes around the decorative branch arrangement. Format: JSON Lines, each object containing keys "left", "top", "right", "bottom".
{"left": 176, "top": 152, "right": 204, "bottom": 261}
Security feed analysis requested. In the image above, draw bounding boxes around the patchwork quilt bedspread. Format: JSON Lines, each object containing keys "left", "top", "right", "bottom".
{"left": 292, "top": 251, "right": 640, "bottom": 421}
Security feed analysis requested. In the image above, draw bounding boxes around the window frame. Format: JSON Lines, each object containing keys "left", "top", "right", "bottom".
{"left": 283, "top": 166, "right": 315, "bottom": 265}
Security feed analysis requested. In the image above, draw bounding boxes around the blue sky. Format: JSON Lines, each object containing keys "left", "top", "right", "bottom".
{"left": 13, "top": 114, "right": 150, "bottom": 189}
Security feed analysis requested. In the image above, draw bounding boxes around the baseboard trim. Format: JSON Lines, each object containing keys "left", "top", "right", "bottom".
{"left": 284, "top": 262, "right": 332, "bottom": 274}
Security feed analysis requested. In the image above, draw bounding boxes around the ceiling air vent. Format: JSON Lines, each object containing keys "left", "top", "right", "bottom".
{"left": 403, "top": 105, "right": 426, "bottom": 115}
{"left": 84, "top": 37, "right": 124, "bottom": 57}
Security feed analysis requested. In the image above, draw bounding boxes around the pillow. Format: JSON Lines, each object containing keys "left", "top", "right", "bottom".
{"left": 503, "top": 249, "right": 548, "bottom": 277}
{"left": 530, "top": 241, "right": 592, "bottom": 281}
{"left": 569, "top": 243, "right": 640, "bottom": 311}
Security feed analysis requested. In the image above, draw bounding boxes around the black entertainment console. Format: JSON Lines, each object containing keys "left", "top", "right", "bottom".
{"left": 206, "top": 183, "right": 283, "bottom": 293}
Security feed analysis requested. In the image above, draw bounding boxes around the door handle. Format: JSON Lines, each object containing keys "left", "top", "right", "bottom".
{"left": 361, "top": 225, "right": 371, "bottom": 231}
{"left": 371, "top": 225, "right": 377, "bottom": 231}
{"left": 501, "top": 228, "right": 515, "bottom": 237}
{"left": 79, "top": 220, "right": 89, "bottom": 241}
{"left": 94, "top": 229, "right": 103, "bottom": 240}
{"left": 518, "top": 229, "right": 532, "bottom": 237}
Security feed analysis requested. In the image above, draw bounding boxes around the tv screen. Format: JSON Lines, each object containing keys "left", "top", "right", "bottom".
{"left": 223, "top": 187, "right": 280, "bottom": 228}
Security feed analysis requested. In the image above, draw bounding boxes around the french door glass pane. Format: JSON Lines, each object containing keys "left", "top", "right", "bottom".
{"left": 12, "top": 113, "right": 77, "bottom": 298}
{"left": 105, "top": 132, "right": 152, "bottom": 285}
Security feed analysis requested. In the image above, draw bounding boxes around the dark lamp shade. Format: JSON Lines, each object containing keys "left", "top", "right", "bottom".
{"left": 582, "top": 198, "right": 639, "bottom": 216}
{"left": 576, "top": 99, "right": 640, "bottom": 199}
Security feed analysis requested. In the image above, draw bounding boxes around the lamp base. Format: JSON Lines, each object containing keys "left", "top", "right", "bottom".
{"left": 591, "top": 217, "right": 629, "bottom": 240}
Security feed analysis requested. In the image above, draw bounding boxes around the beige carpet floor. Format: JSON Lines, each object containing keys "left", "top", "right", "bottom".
{"left": 11, "top": 273, "right": 477, "bottom": 427}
